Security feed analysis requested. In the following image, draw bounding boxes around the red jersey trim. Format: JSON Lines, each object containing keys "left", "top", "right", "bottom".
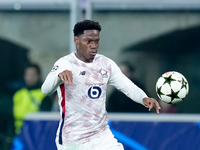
{"left": 60, "top": 84, "right": 65, "bottom": 115}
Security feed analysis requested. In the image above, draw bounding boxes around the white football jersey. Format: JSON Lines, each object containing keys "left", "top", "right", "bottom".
{"left": 42, "top": 52, "right": 148, "bottom": 145}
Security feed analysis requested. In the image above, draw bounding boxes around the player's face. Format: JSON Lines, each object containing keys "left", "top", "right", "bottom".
{"left": 74, "top": 30, "right": 100, "bottom": 63}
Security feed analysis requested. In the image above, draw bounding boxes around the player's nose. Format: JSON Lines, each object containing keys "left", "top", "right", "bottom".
{"left": 90, "top": 41, "right": 98, "bottom": 49}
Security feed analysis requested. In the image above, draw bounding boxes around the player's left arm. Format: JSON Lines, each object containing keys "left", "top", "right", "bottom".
{"left": 108, "top": 58, "right": 161, "bottom": 113}
{"left": 142, "top": 97, "right": 161, "bottom": 113}
{"left": 108, "top": 59, "right": 146, "bottom": 105}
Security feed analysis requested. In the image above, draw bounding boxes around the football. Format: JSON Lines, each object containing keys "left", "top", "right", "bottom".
{"left": 156, "top": 71, "right": 189, "bottom": 104}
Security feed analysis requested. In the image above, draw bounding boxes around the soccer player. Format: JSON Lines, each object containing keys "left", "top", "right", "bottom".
{"left": 41, "top": 20, "right": 161, "bottom": 150}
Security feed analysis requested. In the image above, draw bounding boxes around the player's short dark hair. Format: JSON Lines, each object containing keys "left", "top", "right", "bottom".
{"left": 73, "top": 20, "right": 101, "bottom": 37}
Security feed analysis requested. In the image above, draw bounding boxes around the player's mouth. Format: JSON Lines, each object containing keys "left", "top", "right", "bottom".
{"left": 90, "top": 51, "right": 97, "bottom": 56}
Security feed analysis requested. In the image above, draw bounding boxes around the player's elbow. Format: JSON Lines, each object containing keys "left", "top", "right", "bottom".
{"left": 41, "top": 84, "right": 53, "bottom": 95}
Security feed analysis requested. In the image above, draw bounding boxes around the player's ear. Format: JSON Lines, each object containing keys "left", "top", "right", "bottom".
{"left": 74, "top": 36, "right": 79, "bottom": 45}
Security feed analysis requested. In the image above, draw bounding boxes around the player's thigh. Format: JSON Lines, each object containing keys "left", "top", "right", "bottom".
{"left": 97, "top": 129, "right": 124, "bottom": 150}
{"left": 56, "top": 142, "right": 80, "bottom": 150}
{"left": 56, "top": 139, "right": 80, "bottom": 150}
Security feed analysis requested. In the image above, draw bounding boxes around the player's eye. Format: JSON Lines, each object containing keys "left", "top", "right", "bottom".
{"left": 87, "top": 40, "right": 91, "bottom": 44}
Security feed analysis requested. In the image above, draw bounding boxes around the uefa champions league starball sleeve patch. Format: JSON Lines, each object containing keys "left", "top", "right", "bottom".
{"left": 51, "top": 65, "right": 59, "bottom": 72}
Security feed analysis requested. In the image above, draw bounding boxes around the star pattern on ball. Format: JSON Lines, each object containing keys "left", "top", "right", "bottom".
{"left": 167, "top": 89, "right": 180, "bottom": 101}
{"left": 157, "top": 86, "right": 164, "bottom": 97}
{"left": 163, "top": 74, "right": 176, "bottom": 85}
{"left": 181, "top": 77, "right": 188, "bottom": 90}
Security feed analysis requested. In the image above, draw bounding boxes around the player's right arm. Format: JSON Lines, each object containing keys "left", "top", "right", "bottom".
{"left": 41, "top": 58, "right": 71, "bottom": 95}
{"left": 58, "top": 70, "right": 73, "bottom": 85}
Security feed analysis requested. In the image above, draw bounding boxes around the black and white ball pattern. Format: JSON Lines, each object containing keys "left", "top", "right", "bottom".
{"left": 156, "top": 71, "right": 189, "bottom": 104}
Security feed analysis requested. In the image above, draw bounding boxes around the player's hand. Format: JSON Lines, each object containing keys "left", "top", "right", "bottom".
{"left": 143, "top": 97, "right": 161, "bottom": 113}
{"left": 58, "top": 70, "right": 73, "bottom": 85}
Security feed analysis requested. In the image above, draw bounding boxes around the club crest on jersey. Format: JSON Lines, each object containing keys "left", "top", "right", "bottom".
{"left": 51, "top": 65, "right": 59, "bottom": 72}
{"left": 99, "top": 68, "right": 108, "bottom": 78}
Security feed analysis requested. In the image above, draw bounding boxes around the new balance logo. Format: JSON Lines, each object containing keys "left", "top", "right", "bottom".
{"left": 79, "top": 71, "right": 86, "bottom": 75}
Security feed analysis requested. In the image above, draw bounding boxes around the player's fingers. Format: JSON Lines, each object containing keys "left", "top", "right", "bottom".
{"left": 148, "top": 101, "right": 153, "bottom": 111}
{"left": 63, "top": 74, "right": 69, "bottom": 84}
{"left": 58, "top": 73, "right": 65, "bottom": 82}
{"left": 143, "top": 97, "right": 150, "bottom": 107}
{"left": 58, "top": 70, "right": 73, "bottom": 85}
{"left": 156, "top": 108, "right": 160, "bottom": 113}
{"left": 59, "top": 73, "right": 69, "bottom": 84}
{"left": 154, "top": 103, "right": 161, "bottom": 113}
{"left": 153, "top": 101, "right": 161, "bottom": 113}
{"left": 67, "top": 72, "right": 73, "bottom": 85}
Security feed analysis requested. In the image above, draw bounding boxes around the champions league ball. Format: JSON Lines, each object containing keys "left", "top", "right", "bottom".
{"left": 156, "top": 71, "right": 189, "bottom": 104}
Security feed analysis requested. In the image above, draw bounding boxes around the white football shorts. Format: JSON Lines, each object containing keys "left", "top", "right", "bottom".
{"left": 55, "top": 128, "right": 124, "bottom": 150}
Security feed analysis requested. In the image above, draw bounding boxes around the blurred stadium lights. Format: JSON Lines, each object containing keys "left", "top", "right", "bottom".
{"left": 0, "top": 0, "right": 73, "bottom": 11}
{"left": 85, "top": 0, "right": 200, "bottom": 19}
{"left": 0, "top": 0, "right": 81, "bottom": 53}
